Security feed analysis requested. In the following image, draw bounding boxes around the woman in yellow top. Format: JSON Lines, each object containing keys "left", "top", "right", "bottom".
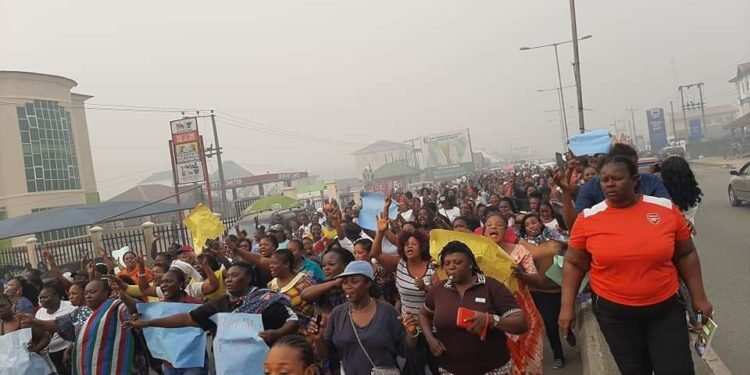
{"left": 268, "top": 249, "right": 316, "bottom": 329}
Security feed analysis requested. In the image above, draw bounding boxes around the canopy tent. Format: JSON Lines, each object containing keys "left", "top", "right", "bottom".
{"left": 242, "top": 195, "right": 301, "bottom": 215}
{"left": 0, "top": 201, "right": 193, "bottom": 240}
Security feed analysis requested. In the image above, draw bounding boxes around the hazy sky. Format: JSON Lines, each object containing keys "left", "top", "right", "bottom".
{"left": 2, "top": 0, "right": 748, "bottom": 198}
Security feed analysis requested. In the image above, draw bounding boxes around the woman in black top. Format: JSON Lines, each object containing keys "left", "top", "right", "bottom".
{"left": 126, "top": 262, "right": 298, "bottom": 345}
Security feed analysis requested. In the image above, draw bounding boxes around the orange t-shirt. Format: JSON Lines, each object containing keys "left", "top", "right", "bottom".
{"left": 569, "top": 195, "right": 691, "bottom": 306}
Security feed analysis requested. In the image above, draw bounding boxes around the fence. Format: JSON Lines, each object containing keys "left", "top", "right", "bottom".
{"left": 0, "top": 214, "right": 242, "bottom": 275}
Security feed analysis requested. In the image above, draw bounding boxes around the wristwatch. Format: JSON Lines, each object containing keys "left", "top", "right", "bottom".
{"left": 492, "top": 314, "right": 501, "bottom": 329}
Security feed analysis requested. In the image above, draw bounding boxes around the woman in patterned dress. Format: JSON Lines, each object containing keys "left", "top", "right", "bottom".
{"left": 268, "top": 249, "right": 316, "bottom": 329}
{"left": 484, "top": 213, "right": 545, "bottom": 375}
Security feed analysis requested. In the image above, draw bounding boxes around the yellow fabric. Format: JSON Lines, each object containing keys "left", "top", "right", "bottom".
{"left": 202, "top": 269, "right": 226, "bottom": 301}
{"left": 322, "top": 225, "right": 337, "bottom": 240}
{"left": 429, "top": 229, "right": 519, "bottom": 293}
{"left": 183, "top": 203, "right": 225, "bottom": 255}
{"left": 125, "top": 284, "right": 159, "bottom": 302}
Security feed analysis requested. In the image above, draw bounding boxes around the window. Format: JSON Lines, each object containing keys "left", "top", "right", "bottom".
{"left": 17, "top": 100, "right": 81, "bottom": 193}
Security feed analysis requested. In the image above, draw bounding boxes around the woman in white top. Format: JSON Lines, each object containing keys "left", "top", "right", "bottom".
{"left": 35, "top": 283, "right": 76, "bottom": 375}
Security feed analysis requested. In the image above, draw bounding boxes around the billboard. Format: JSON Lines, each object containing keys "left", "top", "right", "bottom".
{"left": 646, "top": 108, "right": 668, "bottom": 151}
{"left": 170, "top": 117, "right": 206, "bottom": 185}
{"left": 689, "top": 118, "right": 703, "bottom": 142}
{"left": 423, "top": 130, "right": 472, "bottom": 163}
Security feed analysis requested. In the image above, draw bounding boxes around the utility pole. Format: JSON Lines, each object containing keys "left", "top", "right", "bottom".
{"left": 626, "top": 107, "right": 638, "bottom": 146}
{"left": 678, "top": 82, "right": 707, "bottom": 142}
{"left": 679, "top": 86, "right": 689, "bottom": 137}
{"left": 209, "top": 110, "right": 227, "bottom": 214}
{"left": 669, "top": 101, "right": 678, "bottom": 141}
{"left": 553, "top": 45, "right": 570, "bottom": 141}
{"left": 568, "top": 0, "right": 586, "bottom": 133}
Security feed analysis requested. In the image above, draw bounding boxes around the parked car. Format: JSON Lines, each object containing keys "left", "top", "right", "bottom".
{"left": 728, "top": 161, "right": 750, "bottom": 206}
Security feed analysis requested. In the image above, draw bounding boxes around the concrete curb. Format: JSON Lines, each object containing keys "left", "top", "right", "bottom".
{"left": 578, "top": 304, "right": 730, "bottom": 374}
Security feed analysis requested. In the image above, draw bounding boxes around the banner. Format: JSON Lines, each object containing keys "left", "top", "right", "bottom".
{"left": 357, "top": 192, "right": 399, "bottom": 231}
{"left": 211, "top": 313, "right": 268, "bottom": 375}
{"left": 137, "top": 303, "right": 206, "bottom": 368}
{"left": 646, "top": 108, "right": 668, "bottom": 152}
{"left": 429, "top": 229, "right": 519, "bottom": 293}
{"left": 184, "top": 203, "right": 226, "bottom": 254}
{"left": 0, "top": 329, "right": 51, "bottom": 375}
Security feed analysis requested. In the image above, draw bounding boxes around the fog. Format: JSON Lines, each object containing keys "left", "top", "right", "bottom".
{"left": 2, "top": 0, "right": 748, "bottom": 198}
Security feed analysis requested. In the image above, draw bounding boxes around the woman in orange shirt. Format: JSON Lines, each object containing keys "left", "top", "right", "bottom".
{"left": 559, "top": 155, "right": 713, "bottom": 375}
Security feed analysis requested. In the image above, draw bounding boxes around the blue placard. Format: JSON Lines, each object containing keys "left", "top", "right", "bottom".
{"left": 211, "top": 313, "right": 268, "bottom": 375}
{"left": 137, "top": 303, "right": 206, "bottom": 368}
{"left": 567, "top": 129, "right": 612, "bottom": 156}
{"left": 358, "top": 192, "right": 399, "bottom": 231}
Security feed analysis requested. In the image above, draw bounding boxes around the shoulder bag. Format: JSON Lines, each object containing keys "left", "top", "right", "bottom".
{"left": 349, "top": 306, "right": 401, "bottom": 375}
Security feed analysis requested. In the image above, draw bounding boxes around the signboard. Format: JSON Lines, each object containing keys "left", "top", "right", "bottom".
{"left": 646, "top": 108, "right": 668, "bottom": 151}
{"left": 423, "top": 131, "right": 473, "bottom": 168}
{"left": 689, "top": 118, "right": 703, "bottom": 142}
{"left": 170, "top": 117, "right": 199, "bottom": 135}
{"left": 176, "top": 160, "right": 204, "bottom": 184}
{"left": 421, "top": 130, "right": 474, "bottom": 179}
{"left": 169, "top": 117, "right": 206, "bottom": 186}
{"left": 175, "top": 142, "right": 200, "bottom": 164}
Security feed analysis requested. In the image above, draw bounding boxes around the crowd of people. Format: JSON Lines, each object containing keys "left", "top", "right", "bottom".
{"left": 0, "top": 142, "right": 713, "bottom": 375}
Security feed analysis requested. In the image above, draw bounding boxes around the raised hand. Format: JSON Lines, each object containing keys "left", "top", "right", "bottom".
{"left": 376, "top": 212, "right": 389, "bottom": 233}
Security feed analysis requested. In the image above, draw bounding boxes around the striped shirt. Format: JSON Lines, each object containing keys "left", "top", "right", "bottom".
{"left": 396, "top": 259, "right": 436, "bottom": 315}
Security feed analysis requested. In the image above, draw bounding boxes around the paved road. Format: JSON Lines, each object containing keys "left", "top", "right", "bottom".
{"left": 690, "top": 164, "right": 750, "bottom": 374}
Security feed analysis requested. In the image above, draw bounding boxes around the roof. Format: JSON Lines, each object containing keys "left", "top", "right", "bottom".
{"left": 0, "top": 201, "right": 194, "bottom": 240}
{"left": 352, "top": 140, "right": 413, "bottom": 155}
{"left": 0, "top": 71, "right": 78, "bottom": 87}
{"left": 724, "top": 112, "right": 750, "bottom": 130}
{"left": 210, "top": 161, "right": 253, "bottom": 182}
{"left": 729, "top": 62, "right": 750, "bottom": 83}
{"left": 372, "top": 161, "right": 421, "bottom": 180}
{"left": 140, "top": 170, "right": 175, "bottom": 185}
{"left": 108, "top": 184, "right": 180, "bottom": 203}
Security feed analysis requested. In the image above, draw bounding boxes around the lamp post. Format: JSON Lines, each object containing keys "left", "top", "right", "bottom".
{"left": 521, "top": 35, "right": 592, "bottom": 143}
{"left": 537, "top": 85, "right": 576, "bottom": 150}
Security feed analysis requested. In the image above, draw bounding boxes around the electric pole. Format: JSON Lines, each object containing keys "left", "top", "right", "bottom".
{"left": 209, "top": 110, "right": 227, "bottom": 214}
{"left": 678, "top": 82, "right": 707, "bottom": 142}
{"left": 568, "top": 0, "right": 586, "bottom": 133}
{"left": 669, "top": 100, "right": 677, "bottom": 142}
{"left": 626, "top": 107, "right": 638, "bottom": 146}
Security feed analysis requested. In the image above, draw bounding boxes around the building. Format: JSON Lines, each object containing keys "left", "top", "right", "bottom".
{"left": 665, "top": 104, "right": 738, "bottom": 140}
{"left": 353, "top": 140, "right": 418, "bottom": 179}
{"left": 0, "top": 71, "right": 99, "bottom": 238}
{"left": 730, "top": 62, "right": 750, "bottom": 116}
{"left": 725, "top": 62, "right": 750, "bottom": 137}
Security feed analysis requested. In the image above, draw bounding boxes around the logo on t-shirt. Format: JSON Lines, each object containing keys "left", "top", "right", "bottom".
{"left": 646, "top": 212, "right": 661, "bottom": 224}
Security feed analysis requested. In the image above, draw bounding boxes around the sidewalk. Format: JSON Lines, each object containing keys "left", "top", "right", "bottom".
{"left": 690, "top": 155, "right": 750, "bottom": 169}
{"left": 578, "top": 304, "right": 729, "bottom": 375}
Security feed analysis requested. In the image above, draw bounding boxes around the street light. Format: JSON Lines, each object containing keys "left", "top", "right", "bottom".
{"left": 537, "top": 85, "right": 576, "bottom": 150}
{"left": 521, "top": 35, "right": 592, "bottom": 149}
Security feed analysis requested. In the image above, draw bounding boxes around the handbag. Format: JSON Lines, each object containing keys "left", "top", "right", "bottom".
{"left": 349, "top": 307, "right": 401, "bottom": 375}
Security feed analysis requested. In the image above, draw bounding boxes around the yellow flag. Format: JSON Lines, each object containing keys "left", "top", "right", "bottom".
{"left": 184, "top": 203, "right": 225, "bottom": 254}
{"left": 429, "top": 229, "right": 519, "bottom": 292}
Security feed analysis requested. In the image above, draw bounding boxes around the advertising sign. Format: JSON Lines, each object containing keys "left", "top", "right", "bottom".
{"left": 176, "top": 160, "right": 204, "bottom": 184}
{"left": 170, "top": 117, "right": 199, "bottom": 135}
{"left": 646, "top": 108, "right": 668, "bottom": 151}
{"left": 175, "top": 141, "right": 200, "bottom": 164}
{"left": 170, "top": 117, "right": 206, "bottom": 185}
{"left": 423, "top": 131, "right": 473, "bottom": 168}
{"left": 421, "top": 130, "right": 474, "bottom": 179}
{"left": 689, "top": 118, "right": 703, "bottom": 142}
